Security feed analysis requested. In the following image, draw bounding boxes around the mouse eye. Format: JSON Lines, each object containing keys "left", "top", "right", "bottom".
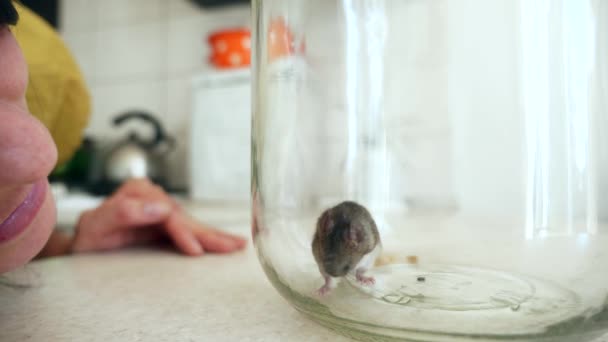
{"left": 342, "top": 265, "right": 350, "bottom": 273}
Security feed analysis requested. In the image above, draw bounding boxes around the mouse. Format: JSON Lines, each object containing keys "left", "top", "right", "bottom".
{"left": 311, "top": 201, "right": 382, "bottom": 296}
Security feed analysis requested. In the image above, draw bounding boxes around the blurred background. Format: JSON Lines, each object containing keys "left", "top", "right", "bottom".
{"left": 19, "top": 0, "right": 253, "bottom": 226}
{"left": 19, "top": 0, "right": 608, "bottom": 228}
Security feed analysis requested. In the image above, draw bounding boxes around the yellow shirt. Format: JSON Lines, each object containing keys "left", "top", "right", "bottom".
{"left": 12, "top": 3, "right": 91, "bottom": 167}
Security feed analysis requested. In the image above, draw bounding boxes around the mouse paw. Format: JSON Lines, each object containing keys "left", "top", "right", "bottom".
{"left": 315, "top": 275, "right": 337, "bottom": 296}
{"left": 316, "top": 285, "right": 332, "bottom": 297}
{"left": 356, "top": 273, "right": 375, "bottom": 286}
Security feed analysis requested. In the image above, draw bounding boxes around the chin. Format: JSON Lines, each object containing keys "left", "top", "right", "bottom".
{"left": 0, "top": 181, "right": 56, "bottom": 274}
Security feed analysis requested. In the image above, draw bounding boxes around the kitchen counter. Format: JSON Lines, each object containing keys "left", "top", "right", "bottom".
{"left": 0, "top": 250, "right": 354, "bottom": 342}
{"left": 2, "top": 197, "right": 608, "bottom": 342}
{"left": 0, "top": 201, "right": 351, "bottom": 342}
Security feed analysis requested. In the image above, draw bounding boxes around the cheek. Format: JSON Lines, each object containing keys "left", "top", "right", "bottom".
{"left": 0, "top": 186, "right": 55, "bottom": 274}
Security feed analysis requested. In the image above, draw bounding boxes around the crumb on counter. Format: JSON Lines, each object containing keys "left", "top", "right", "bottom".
{"left": 406, "top": 255, "right": 419, "bottom": 264}
{"left": 375, "top": 254, "right": 420, "bottom": 266}
{"left": 375, "top": 254, "right": 397, "bottom": 266}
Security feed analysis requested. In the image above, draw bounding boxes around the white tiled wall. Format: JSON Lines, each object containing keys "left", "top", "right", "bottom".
{"left": 59, "top": 0, "right": 251, "bottom": 190}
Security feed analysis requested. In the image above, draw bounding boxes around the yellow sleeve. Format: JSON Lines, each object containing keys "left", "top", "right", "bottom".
{"left": 12, "top": 3, "right": 91, "bottom": 167}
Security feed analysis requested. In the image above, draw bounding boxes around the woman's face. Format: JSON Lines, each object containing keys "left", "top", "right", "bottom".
{"left": 0, "top": 24, "right": 58, "bottom": 273}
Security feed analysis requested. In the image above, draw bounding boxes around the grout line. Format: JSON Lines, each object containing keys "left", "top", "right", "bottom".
{"left": 161, "top": 0, "right": 170, "bottom": 117}
{"left": 91, "top": 0, "right": 99, "bottom": 90}
{"left": 59, "top": 6, "right": 250, "bottom": 35}
{"left": 89, "top": 68, "right": 218, "bottom": 87}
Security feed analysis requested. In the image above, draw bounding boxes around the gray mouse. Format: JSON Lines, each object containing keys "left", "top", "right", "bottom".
{"left": 312, "top": 201, "right": 382, "bottom": 295}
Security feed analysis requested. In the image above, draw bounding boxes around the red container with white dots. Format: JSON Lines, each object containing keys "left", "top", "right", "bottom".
{"left": 208, "top": 28, "right": 251, "bottom": 69}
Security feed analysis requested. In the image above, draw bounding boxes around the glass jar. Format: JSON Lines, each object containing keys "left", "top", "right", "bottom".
{"left": 251, "top": 1, "right": 608, "bottom": 341}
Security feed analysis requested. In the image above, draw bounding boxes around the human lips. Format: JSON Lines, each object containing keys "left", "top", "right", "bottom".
{"left": 0, "top": 179, "right": 48, "bottom": 243}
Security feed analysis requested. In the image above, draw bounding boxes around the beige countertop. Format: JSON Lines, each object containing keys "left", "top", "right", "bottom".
{"left": 0, "top": 248, "right": 353, "bottom": 342}
{"left": 1, "top": 200, "right": 352, "bottom": 342}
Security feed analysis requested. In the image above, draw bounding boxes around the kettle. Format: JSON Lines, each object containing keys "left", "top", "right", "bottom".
{"left": 101, "top": 110, "right": 175, "bottom": 192}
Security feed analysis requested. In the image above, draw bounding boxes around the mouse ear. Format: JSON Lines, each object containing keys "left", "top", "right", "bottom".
{"left": 344, "top": 224, "right": 364, "bottom": 248}
{"left": 317, "top": 211, "right": 334, "bottom": 234}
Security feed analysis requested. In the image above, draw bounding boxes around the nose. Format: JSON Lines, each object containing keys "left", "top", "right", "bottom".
{"left": 0, "top": 103, "right": 58, "bottom": 185}
{"left": 0, "top": 28, "right": 58, "bottom": 185}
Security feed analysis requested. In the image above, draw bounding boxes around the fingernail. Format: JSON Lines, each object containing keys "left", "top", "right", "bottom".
{"left": 236, "top": 237, "right": 247, "bottom": 247}
{"left": 227, "top": 239, "right": 245, "bottom": 251}
{"left": 189, "top": 238, "right": 204, "bottom": 255}
{"left": 143, "top": 202, "right": 172, "bottom": 218}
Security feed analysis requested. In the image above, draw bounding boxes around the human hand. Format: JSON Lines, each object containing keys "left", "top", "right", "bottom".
{"left": 70, "top": 179, "right": 247, "bottom": 255}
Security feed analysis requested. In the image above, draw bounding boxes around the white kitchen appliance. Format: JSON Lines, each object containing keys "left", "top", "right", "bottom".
{"left": 189, "top": 68, "right": 251, "bottom": 203}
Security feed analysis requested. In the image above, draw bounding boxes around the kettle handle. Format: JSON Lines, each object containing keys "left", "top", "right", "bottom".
{"left": 113, "top": 110, "right": 174, "bottom": 149}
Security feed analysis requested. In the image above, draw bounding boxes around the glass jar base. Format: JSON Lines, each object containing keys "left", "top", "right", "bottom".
{"left": 348, "top": 264, "right": 574, "bottom": 312}
{"left": 261, "top": 260, "right": 608, "bottom": 341}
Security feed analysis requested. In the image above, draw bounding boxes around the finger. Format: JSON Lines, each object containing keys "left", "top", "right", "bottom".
{"left": 177, "top": 214, "right": 247, "bottom": 252}
{"left": 189, "top": 220, "right": 248, "bottom": 249}
{"left": 119, "top": 178, "right": 159, "bottom": 196}
{"left": 119, "top": 179, "right": 182, "bottom": 210}
{"left": 164, "top": 213, "right": 204, "bottom": 256}
{"left": 206, "top": 229, "right": 248, "bottom": 248}
{"left": 196, "top": 231, "right": 245, "bottom": 253}
{"left": 107, "top": 197, "right": 172, "bottom": 231}
{"left": 110, "top": 179, "right": 161, "bottom": 202}
{"left": 119, "top": 178, "right": 168, "bottom": 199}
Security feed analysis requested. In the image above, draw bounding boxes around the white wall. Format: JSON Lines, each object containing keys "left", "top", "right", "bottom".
{"left": 59, "top": 0, "right": 251, "bottom": 189}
